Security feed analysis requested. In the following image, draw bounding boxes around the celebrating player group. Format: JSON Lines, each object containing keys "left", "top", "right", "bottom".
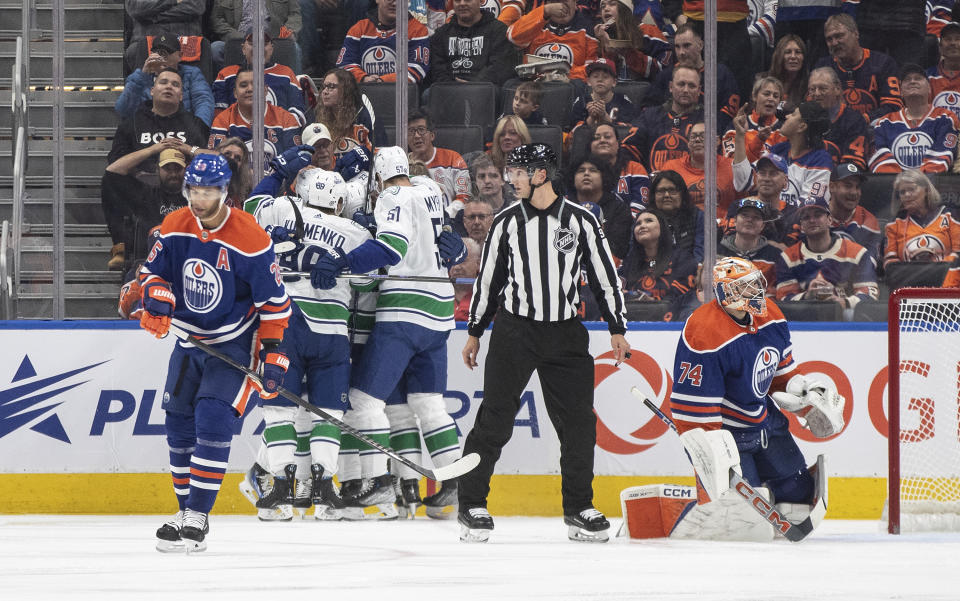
{"left": 135, "top": 143, "right": 845, "bottom": 552}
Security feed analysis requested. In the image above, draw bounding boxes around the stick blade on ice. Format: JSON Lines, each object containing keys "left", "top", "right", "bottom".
{"left": 431, "top": 453, "right": 481, "bottom": 481}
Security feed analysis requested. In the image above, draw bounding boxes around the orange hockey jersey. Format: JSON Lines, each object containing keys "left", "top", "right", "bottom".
{"left": 507, "top": 5, "right": 599, "bottom": 82}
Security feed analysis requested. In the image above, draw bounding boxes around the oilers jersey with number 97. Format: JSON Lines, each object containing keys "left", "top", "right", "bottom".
{"left": 371, "top": 178, "right": 454, "bottom": 331}
{"left": 669, "top": 299, "right": 796, "bottom": 434}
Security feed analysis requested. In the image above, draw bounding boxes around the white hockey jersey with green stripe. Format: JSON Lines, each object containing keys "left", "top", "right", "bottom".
{"left": 248, "top": 194, "right": 375, "bottom": 336}
{"left": 373, "top": 180, "right": 454, "bottom": 331}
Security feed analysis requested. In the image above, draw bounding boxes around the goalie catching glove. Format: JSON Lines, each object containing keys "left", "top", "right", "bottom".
{"left": 257, "top": 342, "right": 289, "bottom": 401}
{"left": 139, "top": 280, "right": 175, "bottom": 338}
{"left": 771, "top": 374, "right": 846, "bottom": 438}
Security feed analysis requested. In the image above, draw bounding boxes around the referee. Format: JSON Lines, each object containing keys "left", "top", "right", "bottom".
{"left": 457, "top": 144, "right": 630, "bottom": 543}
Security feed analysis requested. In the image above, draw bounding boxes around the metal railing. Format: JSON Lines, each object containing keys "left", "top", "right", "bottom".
{"left": 9, "top": 34, "right": 28, "bottom": 317}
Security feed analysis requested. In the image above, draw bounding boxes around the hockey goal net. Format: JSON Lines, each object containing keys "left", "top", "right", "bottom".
{"left": 886, "top": 287, "right": 960, "bottom": 534}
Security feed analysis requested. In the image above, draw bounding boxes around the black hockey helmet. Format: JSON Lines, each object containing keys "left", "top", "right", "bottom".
{"left": 506, "top": 143, "right": 559, "bottom": 186}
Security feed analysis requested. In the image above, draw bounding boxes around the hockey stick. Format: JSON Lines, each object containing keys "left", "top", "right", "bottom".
{"left": 168, "top": 324, "right": 481, "bottom": 482}
{"left": 282, "top": 271, "right": 477, "bottom": 285}
{"left": 632, "top": 386, "right": 816, "bottom": 542}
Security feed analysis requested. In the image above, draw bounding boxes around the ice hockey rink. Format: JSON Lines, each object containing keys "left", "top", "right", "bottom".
{"left": 1, "top": 515, "right": 957, "bottom": 601}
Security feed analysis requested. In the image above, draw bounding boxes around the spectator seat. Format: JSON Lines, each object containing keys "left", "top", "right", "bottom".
{"left": 358, "top": 82, "right": 420, "bottom": 129}
{"left": 776, "top": 300, "right": 844, "bottom": 321}
{"left": 427, "top": 82, "right": 497, "bottom": 130}
{"left": 433, "top": 126, "right": 484, "bottom": 157}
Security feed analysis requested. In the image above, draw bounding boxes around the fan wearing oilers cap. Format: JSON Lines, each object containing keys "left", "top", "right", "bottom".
{"left": 139, "top": 153, "right": 292, "bottom": 552}
{"left": 665, "top": 256, "right": 844, "bottom": 541}
{"left": 240, "top": 167, "right": 378, "bottom": 521}
{"left": 305, "top": 147, "right": 470, "bottom": 513}
{"left": 458, "top": 143, "right": 630, "bottom": 543}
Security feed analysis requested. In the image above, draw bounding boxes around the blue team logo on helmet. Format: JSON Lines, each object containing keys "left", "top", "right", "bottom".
{"left": 182, "top": 258, "right": 223, "bottom": 314}
{"left": 184, "top": 154, "right": 232, "bottom": 188}
{"left": 752, "top": 346, "right": 780, "bottom": 398}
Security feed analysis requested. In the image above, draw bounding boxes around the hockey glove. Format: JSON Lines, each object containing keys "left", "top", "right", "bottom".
{"left": 310, "top": 247, "right": 350, "bottom": 290}
{"left": 257, "top": 343, "right": 289, "bottom": 401}
{"left": 334, "top": 147, "right": 371, "bottom": 181}
{"left": 352, "top": 210, "right": 377, "bottom": 235}
{"left": 269, "top": 144, "right": 315, "bottom": 181}
{"left": 139, "top": 280, "right": 175, "bottom": 338}
{"left": 437, "top": 230, "right": 468, "bottom": 268}
{"left": 264, "top": 224, "right": 301, "bottom": 254}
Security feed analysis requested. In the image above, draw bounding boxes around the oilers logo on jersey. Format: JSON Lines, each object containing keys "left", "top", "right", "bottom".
{"left": 183, "top": 258, "right": 223, "bottom": 314}
{"left": 534, "top": 43, "right": 573, "bottom": 65}
{"left": 933, "top": 91, "right": 960, "bottom": 122}
{"left": 892, "top": 132, "right": 935, "bottom": 169}
{"left": 751, "top": 347, "right": 780, "bottom": 398}
{"left": 843, "top": 88, "right": 877, "bottom": 120}
{"left": 361, "top": 47, "right": 397, "bottom": 76}
{"left": 479, "top": 0, "right": 500, "bottom": 16}
{"left": 904, "top": 233, "right": 947, "bottom": 261}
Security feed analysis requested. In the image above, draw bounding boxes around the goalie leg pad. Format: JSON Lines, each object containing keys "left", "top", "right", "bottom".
{"left": 670, "top": 486, "right": 777, "bottom": 542}
{"left": 408, "top": 392, "right": 461, "bottom": 468}
{"left": 618, "top": 485, "right": 697, "bottom": 539}
{"left": 679, "top": 428, "right": 741, "bottom": 503}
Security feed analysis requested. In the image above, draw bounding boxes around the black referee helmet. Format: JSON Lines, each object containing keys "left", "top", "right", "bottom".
{"left": 506, "top": 143, "right": 559, "bottom": 181}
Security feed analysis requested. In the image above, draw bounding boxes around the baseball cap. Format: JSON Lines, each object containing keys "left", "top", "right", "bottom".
{"left": 152, "top": 34, "right": 180, "bottom": 54}
{"left": 832, "top": 162, "right": 865, "bottom": 182}
{"left": 899, "top": 62, "right": 926, "bottom": 81}
{"left": 617, "top": 0, "right": 633, "bottom": 10}
{"left": 158, "top": 148, "right": 187, "bottom": 168}
{"left": 941, "top": 22, "right": 960, "bottom": 39}
{"left": 798, "top": 196, "right": 830, "bottom": 215}
{"left": 244, "top": 28, "right": 272, "bottom": 43}
{"left": 302, "top": 123, "right": 332, "bottom": 147}
{"left": 732, "top": 197, "right": 768, "bottom": 217}
{"left": 586, "top": 58, "right": 617, "bottom": 78}
{"left": 755, "top": 152, "right": 788, "bottom": 174}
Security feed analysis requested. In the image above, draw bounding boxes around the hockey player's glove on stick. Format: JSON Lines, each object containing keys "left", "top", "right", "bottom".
{"left": 437, "top": 229, "right": 468, "bottom": 268}
{"left": 633, "top": 387, "right": 817, "bottom": 542}
{"left": 139, "top": 280, "right": 175, "bottom": 338}
{"left": 169, "top": 324, "right": 481, "bottom": 482}
{"left": 257, "top": 343, "right": 290, "bottom": 400}
{"left": 310, "top": 247, "right": 350, "bottom": 290}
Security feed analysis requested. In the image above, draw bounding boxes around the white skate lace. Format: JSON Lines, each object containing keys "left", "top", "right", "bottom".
{"left": 579, "top": 508, "right": 604, "bottom": 521}
{"left": 295, "top": 478, "right": 311, "bottom": 499}
{"left": 182, "top": 509, "right": 207, "bottom": 530}
{"left": 468, "top": 507, "right": 491, "bottom": 519}
{"left": 164, "top": 511, "right": 183, "bottom": 528}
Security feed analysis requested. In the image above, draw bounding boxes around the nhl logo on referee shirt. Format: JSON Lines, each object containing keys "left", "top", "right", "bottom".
{"left": 553, "top": 227, "right": 575, "bottom": 253}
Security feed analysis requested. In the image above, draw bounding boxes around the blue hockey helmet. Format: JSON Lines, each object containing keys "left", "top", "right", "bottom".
{"left": 182, "top": 153, "right": 232, "bottom": 211}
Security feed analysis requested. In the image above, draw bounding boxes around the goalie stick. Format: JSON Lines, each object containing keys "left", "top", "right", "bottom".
{"left": 168, "top": 324, "right": 481, "bottom": 482}
{"left": 631, "top": 386, "right": 818, "bottom": 542}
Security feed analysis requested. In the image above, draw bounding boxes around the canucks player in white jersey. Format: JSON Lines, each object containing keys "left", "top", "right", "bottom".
{"left": 311, "top": 146, "right": 469, "bottom": 509}
{"left": 242, "top": 168, "right": 377, "bottom": 521}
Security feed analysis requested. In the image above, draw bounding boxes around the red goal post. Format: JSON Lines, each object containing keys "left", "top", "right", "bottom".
{"left": 887, "top": 287, "right": 960, "bottom": 534}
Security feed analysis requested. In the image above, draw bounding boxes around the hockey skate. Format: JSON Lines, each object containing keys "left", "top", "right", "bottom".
{"left": 458, "top": 507, "right": 494, "bottom": 543}
{"left": 293, "top": 475, "right": 313, "bottom": 519}
{"left": 180, "top": 509, "right": 210, "bottom": 553}
{"left": 564, "top": 508, "right": 610, "bottom": 543}
{"left": 341, "top": 476, "right": 398, "bottom": 520}
{"left": 395, "top": 478, "right": 422, "bottom": 519}
{"left": 423, "top": 480, "right": 458, "bottom": 520}
{"left": 155, "top": 511, "right": 184, "bottom": 553}
{"left": 255, "top": 464, "right": 295, "bottom": 522}
{"left": 310, "top": 464, "right": 344, "bottom": 521}
{"left": 238, "top": 462, "right": 271, "bottom": 507}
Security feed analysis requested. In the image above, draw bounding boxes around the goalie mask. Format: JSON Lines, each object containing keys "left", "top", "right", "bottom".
{"left": 714, "top": 257, "right": 767, "bottom": 317}
{"left": 297, "top": 168, "right": 347, "bottom": 215}
{"left": 373, "top": 146, "right": 409, "bottom": 192}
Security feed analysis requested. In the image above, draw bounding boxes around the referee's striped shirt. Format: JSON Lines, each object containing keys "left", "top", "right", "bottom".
{"left": 467, "top": 196, "right": 627, "bottom": 337}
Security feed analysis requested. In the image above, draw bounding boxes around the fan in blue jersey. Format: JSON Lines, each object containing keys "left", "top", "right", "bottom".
{"left": 141, "top": 153, "right": 292, "bottom": 553}
{"left": 667, "top": 257, "right": 845, "bottom": 539}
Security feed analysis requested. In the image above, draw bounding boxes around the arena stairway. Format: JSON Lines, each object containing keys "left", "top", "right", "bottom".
{"left": 0, "top": 0, "right": 125, "bottom": 319}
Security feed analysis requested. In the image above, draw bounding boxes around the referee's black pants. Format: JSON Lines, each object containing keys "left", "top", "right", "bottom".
{"left": 458, "top": 312, "right": 597, "bottom": 516}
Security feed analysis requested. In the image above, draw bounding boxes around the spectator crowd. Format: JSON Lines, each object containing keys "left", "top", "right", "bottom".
{"left": 107, "top": 0, "right": 960, "bottom": 321}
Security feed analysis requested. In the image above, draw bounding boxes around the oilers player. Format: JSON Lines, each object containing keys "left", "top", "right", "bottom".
{"left": 241, "top": 168, "right": 378, "bottom": 521}
{"left": 140, "top": 154, "right": 292, "bottom": 552}
{"left": 310, "top": 147, "right": 469, "bottom": 511}
{"left": 667, "top": 257, "right": 845, "bottom": 538}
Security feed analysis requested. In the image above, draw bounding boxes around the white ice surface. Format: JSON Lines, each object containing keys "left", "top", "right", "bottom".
{"left": 1, "top": 516, "right": 957, "bottom": 601}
